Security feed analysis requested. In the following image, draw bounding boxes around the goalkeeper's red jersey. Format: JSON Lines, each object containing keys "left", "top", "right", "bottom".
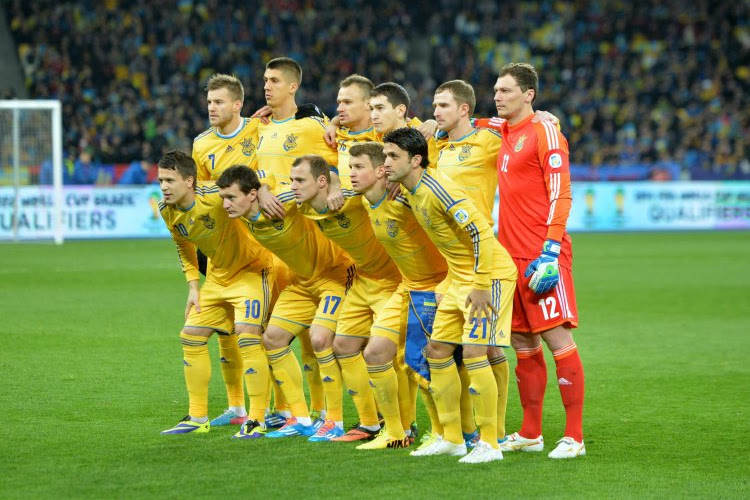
{"left": 497, "top": 113, "right": 573, "bottom": 268}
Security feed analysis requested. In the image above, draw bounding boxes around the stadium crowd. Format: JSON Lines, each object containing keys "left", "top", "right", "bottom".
{"left": 3, "top": 0, "right": 749, "bottom": 181}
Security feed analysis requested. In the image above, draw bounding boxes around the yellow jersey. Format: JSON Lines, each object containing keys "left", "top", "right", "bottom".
{"left": 335, "top": 125, "right": 379, "bottom": 189}
{"left": 403, "top": 168, "right": 516, "bottom": 289}
{"left": 192, "top": 117, "right": 260, "bottom": 181}
{"left": 159, "top": 182, "right": 273, "bottom": 285}
{"left": 243, "top": 188, "right": 353, "bottom": 285}
{"left": 362, "top": 191, "right": 447, "bottom": 291}
{"left": 436, "top": 128, "right": 502, "bottom": 225}
{"left": 298, "top": 191, "right": 402, "bottom": 282}
{"left": 256, "top": 115, "right": 338, "bottom": 186}
{"left": 375, "top": 117, "right": 439, "bottom": 167}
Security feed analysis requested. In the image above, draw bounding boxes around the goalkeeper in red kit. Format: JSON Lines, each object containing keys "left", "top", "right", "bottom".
{"left": 494, "top": 63, "right": 585, "bottom": 459}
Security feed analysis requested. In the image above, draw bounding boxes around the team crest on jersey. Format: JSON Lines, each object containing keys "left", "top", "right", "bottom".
{"left": 514, "top": 134, "right": 527, "bottom": 152}
{"left": 198, "top": 214, "right": 215, "bottom": 229}
{"left": 272, "top": 219, "right": 285, "bottom": 230}
{"left": 240, "top": 137, "right": 255, "bottom": 156}
{"left": 334, "top": 212, "right": 350, "bottom": 229}
{"left": 283, "top": 133, "right": 299, "bottom": 152}
{"left": 420, "top": 207, "right": 432, "bottom": 227}
{"left": 458, "top": 144, "right": 473, "bottom": 161}
{"left": 386, "top": 219, "right": 399, "bottom": 238}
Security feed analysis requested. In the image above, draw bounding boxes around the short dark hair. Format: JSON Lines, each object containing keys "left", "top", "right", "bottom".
{"left": 158, "top": 150, "right": 196, "bottom": 180}
{"left": 292, "top": 155, "right": 330, "bottom": 183}
{"left": 266, "top": 57, "right": 303, "bottom": 84}
{"left": 216, "top": 165, "right": 260, "bottom": 193}
{"left": 349, "top": 142, "right": 385, "bottom": 168}
{"left": 435, "top": 79, "right": 476, "bottom": 115}
{"left": 382, "top": 128, "right": 429, "bottom": 168}
{"left": 340, "top": 74, "right": 374, "bottom": 98}
{"left": 370, "top": 82, "right": 410, "bottom": 114}
{"left": 498, "top": 63, "right": 538, "bottom": 103}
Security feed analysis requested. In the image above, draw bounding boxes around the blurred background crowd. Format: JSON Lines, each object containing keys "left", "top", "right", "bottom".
{"left": 1, "top": 0, "right": 749, "bottom": 183}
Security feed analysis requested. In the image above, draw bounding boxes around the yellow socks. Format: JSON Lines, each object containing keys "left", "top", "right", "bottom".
{"left": 217, "top": 333, "right": 245, "bottom": 409}
{"left": 367, "top": 362, "right": 404, "bottom": 439}
{"left": 427, "top": 356, "right": 462, "bottom": 444}
{"left": 464, "top": 356, "right": 499, "bottom": 448}
{"left": 458, "top": 364, "right": 476, "bottom": 435}
{"left": 180, "top": 332, "right": 211, "bottom": 419}
{"left": 299, "top": 330, "right": 324, "bottom": 412}
{"left": 266, "top": 345, "right": 309, "bottom": 418}
{"left": 338, "top": 352, "right": 379, "bottom": 427}
{"left": 489, "top": 355, "right": 509, "bottom": 439}
{"left": 237, "top": 332, "right": 268, "bottom": 422}
{"left": 315, "top": 347, "right": 343, "bottom": 422}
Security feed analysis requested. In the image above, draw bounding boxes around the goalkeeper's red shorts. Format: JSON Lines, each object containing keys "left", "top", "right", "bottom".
{"left": 511, "top": 258, "right": 578, "bottom": 334}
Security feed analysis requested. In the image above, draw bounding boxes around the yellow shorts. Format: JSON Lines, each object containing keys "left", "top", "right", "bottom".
{"left": 268, "top": 275, "right": 348, "bottom": 336}
{"left": 185, "top": 268, "right": 273, "bottom": 333}
{"left": 367, "top": 283, "right": 410, "bottom": 345}
{"left": 431, "top": 279, "right": 513, "bottom": 347}
{"left": 336, "top": 275, "right": 400, "bottom": 339}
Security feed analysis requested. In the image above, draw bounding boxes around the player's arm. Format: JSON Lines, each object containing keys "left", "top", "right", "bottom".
{"left": 446, "top": 199, "right": 496, "bottom": 319}
{"left": 257, "top": 170, "right": 286, "bottom": 219}
{"left": 191, "top": 144, "right": 210, "bottom": 182}
{"left": 525, "top": 125, "right": 572, "bottom": 294}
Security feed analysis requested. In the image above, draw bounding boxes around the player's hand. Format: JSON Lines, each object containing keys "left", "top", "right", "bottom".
{"left": 385, "top": 181, "right": 401, "bottom": 201}
{"left": 185, "top": 280, "right": 201, "bottom": 320}
{"left": 324, "top": 116, "right": 340, "bottom": 148}
{"left": 465, "top": 288, "right": 496, "bottom": 321}
{"left": 417, "top": 119, "right": 438, "bottom": 139}
{"left": 525, "top": 239, "right": 561, "bottom": 294}
{"left": 532, "top": 110, "right": 559, "bottom": 126}
{"left": 258, "top": 184, "right": 286, "bottom": 219}
{"left": 435, "top": 293, "right": 443, "bottom": 305}
{"left": 251, "top": 105, "right": 273, "bottom": 125}
{"left": 327, "top": 182, "right": 344, "bottom": 211}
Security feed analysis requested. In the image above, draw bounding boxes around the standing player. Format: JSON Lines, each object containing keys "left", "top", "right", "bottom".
{"left": 216, "top": 165, "right": 355, "bottom": 439}
{"left": 156, "top": 151, "right": 274, "bottom": 435}
{"left": 346, "top": 142, "right": 448, "bottom": 450}
{"left": 292, "top": 155, "right": 403, "bottom": 442}
{"left": 494, "top": 63, "right": 585, "bottom": 459}
{"left": 383, "top": 128, "right": 517, "bottom": 464}
{"left": 432, "top": 79, "right": 510, "bottom": 448}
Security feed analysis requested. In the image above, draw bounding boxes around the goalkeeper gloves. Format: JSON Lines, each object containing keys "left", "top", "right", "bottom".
{"left": 524, "top": 239, "right": 561, "bottom": 294}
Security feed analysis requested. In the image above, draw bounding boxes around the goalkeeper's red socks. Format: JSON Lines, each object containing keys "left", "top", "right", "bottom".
{"left": 552, "top": 343, "right": 585, "bottom": 442}
{"left": 515, "top": 344, "right": 547, "bottom": 438}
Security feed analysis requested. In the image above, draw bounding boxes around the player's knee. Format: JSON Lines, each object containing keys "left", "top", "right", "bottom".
{"left": 463, "top": 344, "right": 488, "bottom": 359}
{"left": 426, "top": 341, "right": 454, "bottom": 359}
{"left": 363, "top": 344, "right": 388, "bottom": 365}
{"left": 263, "top": 328, "right": 290, "bottom": 351}
{"left": 540, "top": 326, "right": 573, "bottom": 351}
{"left": 332, "top": 335, "right": 362, "bottom": 356}
{"left": 310, "top": 333, "right": 332, "bottom": 352}
{"left": 511, "top": 332, "right": 540, "bottom": 350}
{"left": 181, "top": 327, "right": 212, "bottom": 338}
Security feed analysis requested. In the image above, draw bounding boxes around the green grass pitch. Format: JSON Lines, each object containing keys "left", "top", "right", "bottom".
{"left": 2, "top": 232, "right": 749, "bottom": 498}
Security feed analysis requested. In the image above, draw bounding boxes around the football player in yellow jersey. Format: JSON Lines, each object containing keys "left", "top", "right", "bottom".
{"left": 291, "top": 155, "right": 403, "bottom": 442}
{"left": 156, "top": 151, "right": 274, "bottom": 436}
{"left": 433, "top": 79, "right": 512, "bottom": 449}
{"left": 383, "top": 128, "right": 517, "bottom": 464}
{"left": 216, "top": 165, "right": 356, "bottom": 439}
{"left": 345, "top": 142, "right": 449, "bottom": 450}
{"left": 332, "top": 74, "right": 379, "bottom": 188}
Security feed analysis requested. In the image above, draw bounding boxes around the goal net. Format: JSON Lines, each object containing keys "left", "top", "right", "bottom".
{"left": 0, "top": 100, "right": 63, "bottom": 244}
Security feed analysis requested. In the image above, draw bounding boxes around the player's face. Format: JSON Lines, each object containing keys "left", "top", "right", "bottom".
{"left": 370, "top": 95, "right": 401, "bottom": 134}
{"left": 383, "top": 143, "right": 416, "bottom": 183}
{"left": 158, "top": 168, "right": 193, "bottom": 206}
{"left": 219, "top": 183, "right": 255, "bottom": 218}
{"left": 290, "top": 162, "right": 321, "bottom": 203}
{"left": 206, "top": 87, "right": 240, "bottom": 128}
{"left": 264, "top": 68, "right": 297, "bottom": 107}
{"left": 349, "top": 154, "right": 381, "bottom": 193}
{"left": 432, "top": 90, "right": 463, "bottom": 133}
{"left": 337, "top": 85, "right": 370, "bottom": 127}
{"left": 494, "top": 75, "right": 532, "bottom": 120}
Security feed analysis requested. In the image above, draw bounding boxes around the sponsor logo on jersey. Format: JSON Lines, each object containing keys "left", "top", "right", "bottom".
{"left": 453, "top": 209, "right": 469, "bottom": 224}
{"left": 283, "top": 133, "right": 299, "bottom": 152}
{"left": 347, "top": 389, "right": 358, "bottom": 396}
{"left": 240, "top": 137, "right": 255, "bottom": 156}
{"left": 420, "top": 207, "right": 432, "bottom": 227}
{"left": 558, "top": 377, "right": 572, "bottom": 386}
{"left": 219, "top": 357, "right": 228, "bottom": 363}
{"left": 225, "top": 145, "right": 234, "bottom": 153}
{"left": 303, "top": 364, "right": 312, "bottom": 372}
{"left": 458, "top": 144, "right": 473, "bottom": 161}
{"left": 245, "top": 368, "right": 257, "bottom": 374}
{"left": 549, "top": 153, "right": 562, "bottom": 168}
{"left": 198, "top": 213, "right": 215, "bottom": 229}
{"left": 386, "top": 219, "right": 399, "bottom": 237}
{"left": 514, "top": 134, "right": 527, "bottom": 152}
{"left": 272, "top": 219, "right": 285, "bottom": 230}
{"left": 322, "top": 376, "right": 334, "bottom": 383}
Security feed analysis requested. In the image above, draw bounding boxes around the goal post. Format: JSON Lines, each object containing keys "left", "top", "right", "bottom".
{"left": 0, "top": 100, "right": 64, "bottom": 244}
